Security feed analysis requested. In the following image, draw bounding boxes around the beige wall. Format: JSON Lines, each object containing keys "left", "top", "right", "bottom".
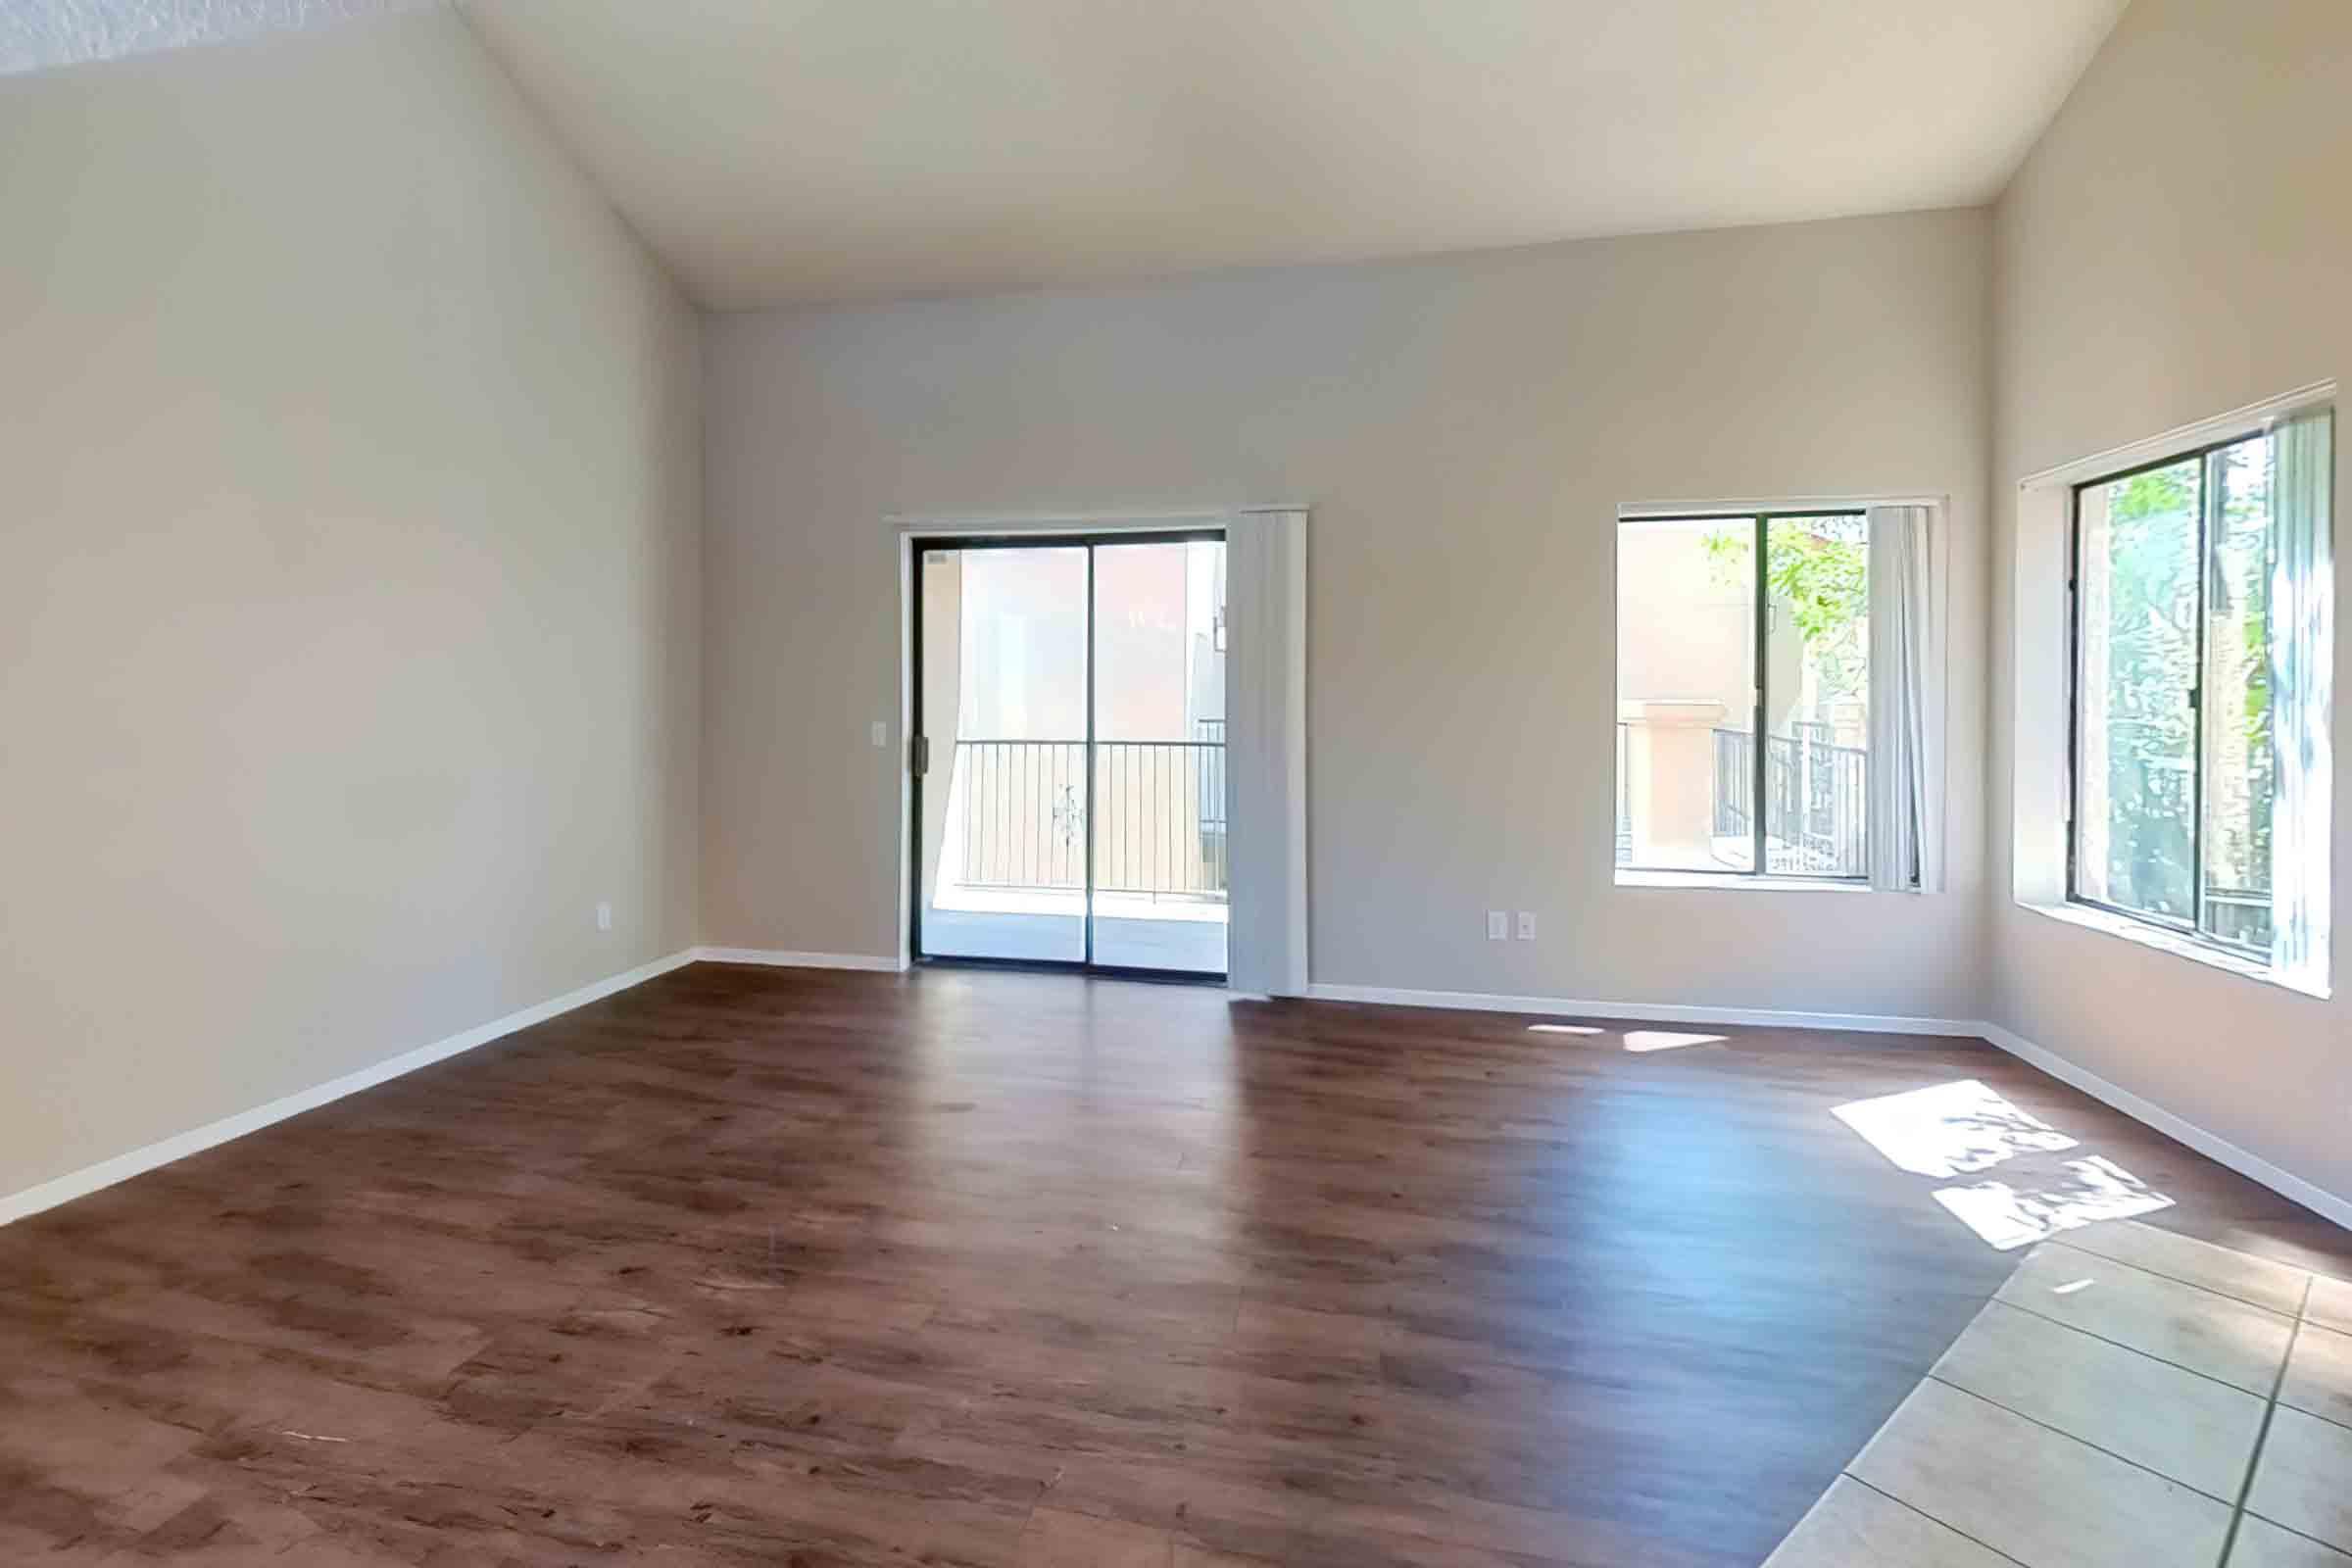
{"left": 0, "top": 10, "right": 701, "bottom": 1200}
{"left": 704, "top": 208, "right": 1990, "bottom": 1017}
{"left": 1988, "top": 0, "right": 2352, "bottom": 1204}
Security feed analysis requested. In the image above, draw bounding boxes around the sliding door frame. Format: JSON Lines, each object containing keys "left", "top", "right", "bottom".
{"left": 905, "top": 525, "right": 1228, "bottom": 982}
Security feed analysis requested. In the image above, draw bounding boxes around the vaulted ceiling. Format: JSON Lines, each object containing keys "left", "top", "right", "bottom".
{"left": 8, "top": 0, "right": 2131, "bottom": 312}
{"left": 461, "top": 0, "right": 2130, "bottom": 309}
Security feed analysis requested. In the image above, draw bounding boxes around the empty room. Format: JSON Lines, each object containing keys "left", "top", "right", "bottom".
{"left": 5, "top": 1, "right": 2351, "bottom": 1564}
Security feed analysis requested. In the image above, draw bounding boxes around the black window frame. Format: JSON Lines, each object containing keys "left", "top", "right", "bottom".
{"left": 1613, "top": 509, "right": 1871, "bottom": 883}
{"left": 906, "top": 527, "right": 1231, "bottom": 983}
{"left": 2064, "top": 428, "right": 2275, "bottom": 961}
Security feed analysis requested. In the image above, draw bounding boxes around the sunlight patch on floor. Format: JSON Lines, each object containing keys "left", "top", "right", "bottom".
{"left": 1832, "top": 1079, "right": 2171, "bottom": 1250}
{"left": 1623, "top": 1029, "right": 1728, "bottom": 1053}
{"left": 1832, "top": 1078, "right": 2078, "bottom": 1178}
{"left": 1526, "top": 1023, "right": 1727, "bottom": 1051}
{"left": 1933, "top": 1155, "right": 2174, "bottom": 1251}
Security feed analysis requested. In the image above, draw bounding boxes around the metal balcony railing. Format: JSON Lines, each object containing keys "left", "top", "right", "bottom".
{"left": 1713, "top": 726, "right": 1869, "bottom": 878}
{"left": 950, "top": 735, "right": 1228, "bottom": 900}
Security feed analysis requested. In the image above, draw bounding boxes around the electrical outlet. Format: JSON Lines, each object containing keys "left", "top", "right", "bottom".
{"left": 1486, "top": 910, "right": 1508, "bottom": 941}
{"left": 1516, "top": 911, "right": 1537, "bottom": 941}
{"left": 596, "top": 902, "right": 613, "bottom": 933}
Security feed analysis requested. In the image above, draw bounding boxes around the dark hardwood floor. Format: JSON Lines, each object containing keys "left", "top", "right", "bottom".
{"left": 3, "top": 962, "right": 2345, "bottom": 1567}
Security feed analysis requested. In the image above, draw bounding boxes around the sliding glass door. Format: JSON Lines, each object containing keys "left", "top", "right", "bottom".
{"left": 912, "top": 533, "right": 1227, "bottom": 976}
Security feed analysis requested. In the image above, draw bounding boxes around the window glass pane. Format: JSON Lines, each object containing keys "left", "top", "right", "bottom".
{"left": 1764, "top": 515, "right": 1870, "bottom": 877}
{"left": 1616, "top": 518, "right": 1755, "bottom": 872}
{"left": 2075, "top": 457, "right": 2201, "bottom": 923}
{"left": 2201, "top": 433, "right": 2276, "bottom": 951}
{"left": 1092, "top": 539, "right": 1227, "bottom": 974}
{"left": 917, "top": 545, "right": 1088, "bottom": 963}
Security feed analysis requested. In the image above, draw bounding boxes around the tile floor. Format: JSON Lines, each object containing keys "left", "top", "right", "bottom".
{"left": 1766, "top": 1220, "right": 2352, "bottom": 1568}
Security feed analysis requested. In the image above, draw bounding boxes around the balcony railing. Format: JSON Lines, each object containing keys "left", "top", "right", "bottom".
{"left": 1614, "top": 720, "right": 1634, "bottom": 863}
{"left": 949, "top": 735, "right": 1227, "bottom": 900}
{"left": 1713, "top": 726, "right": 1868, "bottom": 878}
{"left": 2205, "top": 888, "right": 2273, "bottom": 950}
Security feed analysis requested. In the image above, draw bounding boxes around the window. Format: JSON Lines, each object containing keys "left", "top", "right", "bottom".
{"left": 1616, "top": 513, "right": 1872, "bottom": 880}
{"left": 2068, "top": 418, "right": 2330, "bottom": 965}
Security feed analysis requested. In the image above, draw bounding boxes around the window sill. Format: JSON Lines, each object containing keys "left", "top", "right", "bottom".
{"left": 1614, "top": 869, "right": 1873, "bottom": 894}
{"left": 2015, "top": 899, "right": 2328, "bottom": 1000}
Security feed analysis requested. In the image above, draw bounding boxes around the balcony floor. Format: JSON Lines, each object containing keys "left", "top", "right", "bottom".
{"left": 922, "top": 884, "right": 1228, "bottom": 972}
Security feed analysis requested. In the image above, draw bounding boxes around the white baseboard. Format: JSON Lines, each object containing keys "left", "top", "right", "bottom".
{"left": 1302, "top": 981, "right": 1979, "bottom": 1038}
{"left": 0, "top": 948, "right": 698, "bottom": 1230}
{"left": 694, "top": 946, "right": 907, "bottom": 972}
{"left": 1974, "top": 1021, "right": 2352, "bottom": 1233}
{"left": 1304, "top": 982, "right": 2350, "bottom": 1232}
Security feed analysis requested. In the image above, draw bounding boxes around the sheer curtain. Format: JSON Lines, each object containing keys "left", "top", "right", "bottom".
{"left": 2270, "top": 410, "right": 2334, "bottom": 995}
{"left": 1866, "top": 505, "right": 1942, "bottom": 892}
{"left": 1225, "top": 509, "right": 1308, "bottom": 997}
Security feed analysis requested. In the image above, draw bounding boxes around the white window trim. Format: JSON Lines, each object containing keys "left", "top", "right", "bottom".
{"left": 2009, "top": 381, "right": 2335, "bottom": 1000}
{"left": 1613, "top": 868, "right": 1869, "bottom": 893}
{"left": 1611, "top": 492, "right": 1949, "bottom": 895}
{"left": 2020, "top": 900, "right": 2317, "bottom": 998}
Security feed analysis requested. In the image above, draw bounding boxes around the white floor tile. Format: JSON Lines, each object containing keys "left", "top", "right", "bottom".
{"left": 2248, "top": 1407, "right": 2352, "bottom": 1554}
{"left": 1933, "top": 1299, "right": 2265, "bottom": 1497}
{"left": 1762, "top": 1477, "right": 2016, "bottom": 1568}
{"left": 2230, "top": 1516, "right": 2352, "bottom": 1567}
{"left": 2309, "top": 1275, "right": 2352, "bottom": 1336}
{"left": 1998, "top": 1243, "right": 2297, "bottom": 1394}
{"left": 2055, "top": 1223, "right": 2311, "bottom": 1316}
{"left": 2281, "top": 1323, "right": 2352, "bottom": 1430}
{"left": 1848, "top": 1378, "right": 2231, "bottom": 1568}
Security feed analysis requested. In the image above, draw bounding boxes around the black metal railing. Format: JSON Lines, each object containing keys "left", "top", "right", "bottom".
{"left": 1712, "top": 727, "right": 1868, "bottom": 877}
{"left": 953, "top": 740, "right": 1088, "bottom": 891}
{"left": 2204, "top": 887, "right": 2273, "bottom": 951}
{"left": 1711, "top": 727, "right": 1754, "bottom": 842}
{"left": 1194, "top": 719, "right": 1228, "bottom": 836}
{"left": 1100, "top": 740, "right": 1227, "bottom": 898}
{"left": 950, "top": 738, "right": 1228, "bottom": 900}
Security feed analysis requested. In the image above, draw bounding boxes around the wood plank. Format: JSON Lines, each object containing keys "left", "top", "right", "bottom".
{"left": 0, "top": 962, "right": 2337, "bottom": 1566}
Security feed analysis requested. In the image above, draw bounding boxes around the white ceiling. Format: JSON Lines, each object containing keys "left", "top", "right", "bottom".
{"left": 7, "top": 1, "right": 2129, "bottom": 311}
{"left": 462, "top": 0, "right": 2129, "bottom": 312}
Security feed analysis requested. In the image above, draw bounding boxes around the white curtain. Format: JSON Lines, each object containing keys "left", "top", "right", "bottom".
{"left": 2270, "top": 410, "right": 2334, "bottom": 994}
{"left": 1224, "top": 509, "right": 1309, "bottom": 997}
{"left": 1866, "top": 504, "right": 1942, "bottom": 892}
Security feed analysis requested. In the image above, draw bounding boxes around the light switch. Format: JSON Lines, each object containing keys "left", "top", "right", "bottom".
{"left": 871, "top": 720, "right": 889, "bottom": 748}
{"left": 1487, "top": 910, "right": 1508, "bottom": 941}
{"left": 1516, "top": 911, "right": 1537, "bottom": 941}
